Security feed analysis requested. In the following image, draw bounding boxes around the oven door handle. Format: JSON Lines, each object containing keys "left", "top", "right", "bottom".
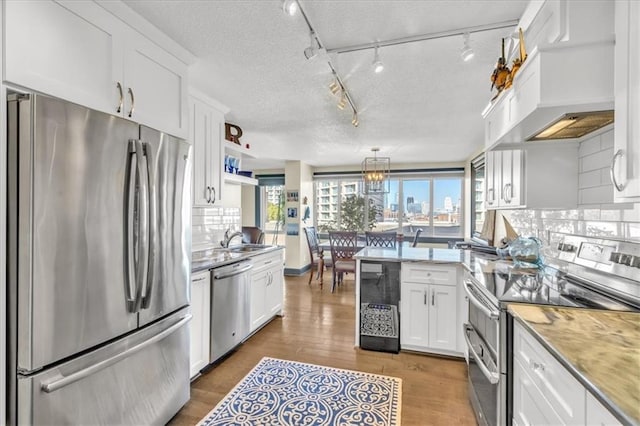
{"left": 464, "top": 324, "right": 500, "bottom": 385}
{"left": 463, "top": 280, "right": 500, "bottom": 320}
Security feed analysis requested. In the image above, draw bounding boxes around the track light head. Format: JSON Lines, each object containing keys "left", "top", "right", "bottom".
{"left": 337, "top": 92, "right": 347, "bottom": 110}
{"left": 304, "top": 31, "right": 318, "bottom": 60}
{"left": 282, "top": 0, "right": 298, "bottom": 16}
{"left": 461, "top": 32, "right": 475, "bottom": 62}
{"left": 329, "top": 80, "right": 340, "bottom": 95}
{"left": 372, "top": 45, "right": 384, "bottom": 73}
{"left": 351, "top": 113, "right": 359, "bottom": 127}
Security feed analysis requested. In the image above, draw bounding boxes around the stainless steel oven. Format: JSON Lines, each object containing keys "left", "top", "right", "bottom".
{"left": 462, "top": 235, "right": 640, "bottom": 426}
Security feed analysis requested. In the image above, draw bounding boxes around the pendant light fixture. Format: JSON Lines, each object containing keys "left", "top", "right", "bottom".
{"left": 372, "top": 45, "right": 384, "bottom": 73}
{"left": 362, "top": 148, "right": 390, "bottom": 194}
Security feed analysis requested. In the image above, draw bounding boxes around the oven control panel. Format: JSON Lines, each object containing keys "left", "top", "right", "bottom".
{"left": 555, "top": 235, "right": 640, "bottom": 283}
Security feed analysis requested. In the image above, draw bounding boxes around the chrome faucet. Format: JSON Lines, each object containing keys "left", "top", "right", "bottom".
{"left": 221, "top": 228, "right": 243, "bottom": 248}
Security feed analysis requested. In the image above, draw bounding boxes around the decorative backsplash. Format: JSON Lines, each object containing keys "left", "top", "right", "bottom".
{"left": 506, "top": 129, "right": 640, "bottom": 244}
{"left": 192, "top": 206, "right": 241, "bottom": 252}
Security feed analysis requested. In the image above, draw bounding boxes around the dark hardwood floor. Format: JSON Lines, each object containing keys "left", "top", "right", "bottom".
{"left": 170, "top": 274, "right": 476, "bottom": 425}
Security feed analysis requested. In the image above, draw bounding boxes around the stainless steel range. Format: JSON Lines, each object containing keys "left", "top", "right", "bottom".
{"left": 462, "top": 235, "right": 640, "bottom": 426}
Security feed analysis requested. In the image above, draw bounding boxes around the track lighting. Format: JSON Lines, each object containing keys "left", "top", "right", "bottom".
{"left": 351, "top": 113, "right": 359, "bottom": 127}
{"left": 282, "top": 0, "right": 298, "bottom": 16}
{"left": 460, "top": 32, "right": 475, "bottom": 62}
{"left": 329, "top": 80, "right": 340, "bottom": 95}
{"left": 372, "top": 46, "right": 384, "bottom": 73}
{"left": 304, "top": 31, "right": 319, "bottom": 60}
{"left": 337, "top": 92, "right": 347, "bottom": 110}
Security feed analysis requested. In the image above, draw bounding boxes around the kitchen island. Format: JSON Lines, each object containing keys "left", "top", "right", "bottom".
{"left": 509, "top": 304, "right": 640, "bottom": 425}
{"left": 354, "top": 247, "right": 473, "bottom": 357}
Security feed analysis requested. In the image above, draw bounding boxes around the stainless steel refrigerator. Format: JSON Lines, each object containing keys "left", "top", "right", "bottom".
{"left": 7, "top": 93, "right": 192, "bottom": 425}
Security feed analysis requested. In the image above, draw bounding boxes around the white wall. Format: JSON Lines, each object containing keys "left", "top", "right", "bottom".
{"left": 241, "top": 185, "right": 256, "bottom": 226}
{"left": 284, "top": 160, "right": 313, "bottom": 271}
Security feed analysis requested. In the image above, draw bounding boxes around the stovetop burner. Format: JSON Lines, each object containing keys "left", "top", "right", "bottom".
{"left": 467, "top": 257, "right": 637, "bottom": 312}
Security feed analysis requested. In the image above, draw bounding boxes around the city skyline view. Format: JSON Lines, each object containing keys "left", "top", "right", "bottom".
{"left": 387, "top": 179, "right": 462, "bottom": 211}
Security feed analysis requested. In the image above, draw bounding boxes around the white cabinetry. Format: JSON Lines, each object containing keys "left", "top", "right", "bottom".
{"left": 513, "top": 321, "right": 621, "bottom": 426}
{"left": 249, "top": 250, "right": 284, "bottom": 333}
{"left": 485, "top": 144, "right": 578, "bottom": 210}
{"left": 586, "top": 392, "right": 622, "bottom": 426}
{"left": 189, "top": 91, "right": 228, "bottom": 207}
{"left": 3, "top": 0, "right": 188, "bottom": 138}
{"left": 189, "top": 270, "right": 211, "bottom": 379}
{"left": 612, "top": 0, "right": 640, "bottom": 201}
{"left": 400, "top": 263, "right": 458, "bottom": 354}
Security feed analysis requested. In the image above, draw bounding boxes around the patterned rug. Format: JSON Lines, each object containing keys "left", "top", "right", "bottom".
{"left": 197, "top": 357, "right": 402, "bottom": 426}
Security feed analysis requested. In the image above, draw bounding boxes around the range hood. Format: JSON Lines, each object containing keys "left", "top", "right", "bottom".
{"left": 527, "top": 110, "right": 614, "bottom": 141}
{"left": 483, "top": 40, "right": 615, "bottom": 148}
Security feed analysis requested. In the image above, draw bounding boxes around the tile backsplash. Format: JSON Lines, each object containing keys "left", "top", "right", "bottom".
{"left": 505, "top": 129, "right": 640, "bottom": 243}
{"left": 192, "top": 206, "right": 241, "bottom": 252}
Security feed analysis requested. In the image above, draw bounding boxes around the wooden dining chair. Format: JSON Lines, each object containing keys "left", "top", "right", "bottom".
{"left": 328, "top": 231, "right": 358, "bottom": 292}
{"left": 365, "top": 231, "right": 397, "bottom": 248}
{"left": 304, "top": 226, "right": 325, "bottom": 287}
{"left": 242, "top": 226, "right": 265, "bottom": 244}
{"left": 411, "top": 228, "right": 423, "bottom": 247}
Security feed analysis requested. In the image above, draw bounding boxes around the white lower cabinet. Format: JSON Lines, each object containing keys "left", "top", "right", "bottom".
{"left": 189, "top": 270, "right": 211, "bottom": 379}
{"left": 249, "top": 250, "right": 284, "bottom": 333}
{"left": 513, "top": 321, "right": 621, "bottom": 426}
{"left": 400, "top": 263, "right": 458, "bottom": 354}
{"left": 586, "top": 392, "right": 622, "bottom": 426}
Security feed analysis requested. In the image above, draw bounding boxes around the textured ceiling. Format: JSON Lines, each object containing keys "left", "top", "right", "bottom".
{"left": 123, "top": 0, "right": 529, "bottom": 170}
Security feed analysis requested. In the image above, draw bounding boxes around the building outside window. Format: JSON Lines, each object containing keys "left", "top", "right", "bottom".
{"left": 314, "top": 171, "right": 464, "bottom": 242}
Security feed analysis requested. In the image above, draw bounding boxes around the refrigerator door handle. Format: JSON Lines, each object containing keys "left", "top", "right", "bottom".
{"left": 40, "top": 314, "right": 192, "bottom": 394}
{"left": 141, "top": 142, "right": 156, "bottom": 309}
{"left": 135, "top": 140, "right": 150, "bottom": 307}
{"left": 124, "top": 146, "right": 138, "bottom": 312}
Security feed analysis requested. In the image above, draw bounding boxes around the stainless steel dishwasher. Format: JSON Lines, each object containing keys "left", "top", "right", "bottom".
{"left": 210, "top": 259, "right": 253, "bottom": 363}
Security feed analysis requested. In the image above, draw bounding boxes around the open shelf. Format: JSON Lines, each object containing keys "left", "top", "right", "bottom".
{"left": 224, "top": 140, "right": 256, "bottom": 158}
{"left": 224, "top": 172, "right": 258, "bottom": 186}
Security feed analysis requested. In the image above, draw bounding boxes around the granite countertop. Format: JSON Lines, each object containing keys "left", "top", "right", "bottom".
{"left": 192, "top": 245, "right": 282, "bottom": 272}
{"left": 354, "top": 246, "right": 468, "bottom": 263}
{"left": 508, "top": 304, "right": 640, "bottom": 425}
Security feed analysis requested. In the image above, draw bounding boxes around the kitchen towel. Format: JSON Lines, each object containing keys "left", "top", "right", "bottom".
{"left": 197, "top": 356, "right": 402, "bottom": 425}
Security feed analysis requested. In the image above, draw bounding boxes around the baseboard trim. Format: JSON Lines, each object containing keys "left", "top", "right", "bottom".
{"left": 284, "top": 264, "right": 311, "bottom": 276}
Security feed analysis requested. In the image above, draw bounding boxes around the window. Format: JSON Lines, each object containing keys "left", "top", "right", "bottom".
{"left": 255, "top": 175, "right": 285, "bottom": 246}
{"left": 314, "top": 171, "right": 464, "bottom": 241}
{"left": 470, "top": 155, "right": 485, "bottom": 238}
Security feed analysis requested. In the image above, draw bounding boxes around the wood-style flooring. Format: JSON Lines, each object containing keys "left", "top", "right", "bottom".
{"left": 169, "top": 274, "right": 476, "bottom": 425}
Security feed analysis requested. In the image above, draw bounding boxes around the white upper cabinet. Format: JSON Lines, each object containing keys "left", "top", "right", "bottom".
{"left": 485, "top": 145, "right": 578, "bottom": 210}
{"left": 189, "top": 91, "right": 228, "bottom": 207}
{"left": 612, "top": 0, "right": 640, "bottom": 201}
{"left": 122, "top": 28, "right": 188, "bottom": 138}
{"left": 3, "top": 0, "right": 189, "bottom": 138}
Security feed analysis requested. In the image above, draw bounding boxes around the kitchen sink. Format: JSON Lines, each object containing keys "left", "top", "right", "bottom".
{"left": 227, "top": 244, "right": 273, "bottom": 253}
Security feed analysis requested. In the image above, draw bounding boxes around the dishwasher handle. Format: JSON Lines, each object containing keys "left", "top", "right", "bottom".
{"left": 213, "top": 262, "right": 253, "bottom": 280}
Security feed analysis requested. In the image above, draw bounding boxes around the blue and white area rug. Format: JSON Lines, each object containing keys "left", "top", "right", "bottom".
{"left": 197, "top": 357, "right": 402, "bottom": 425}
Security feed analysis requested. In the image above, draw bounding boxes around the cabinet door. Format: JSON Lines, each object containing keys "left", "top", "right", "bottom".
{"left": 190, "top": 97, "right": 211, "bottom": 207}
{"left": 613, "top": 0, "right": 640, "bottom": 201}
{"left": 427, "top": 284, "right": 457, "bottom": 351}
{"left": 267, "top": 264, "right": 284, "bottom": 317}
{"left": 485, "top": 151, "right": 499, "bottom": 208}
{"left": 249, "top": 270, "right": 269, "bottom": 332}
{"left": 498, "top": 150, "right": 523, "bottom": 208}
{"left": 4, "top": 0, "right": 124, "bottom": 115}
{"left": 586, "top": 392, "right": 622, "bottom": 426}
{"left": 513, "top": 357, "right": 565, "bottom": 426}
{"left": 123, "top": 28, "right": 188, "bottom": 138}
{"left": 190, "top": 271, "right": 211, "bottom": 378}
{"left": 209, "top": 109, "right": 225, "bottom": 204}
{"left": 400, "top": 283, "right": 429, "bottom": 349}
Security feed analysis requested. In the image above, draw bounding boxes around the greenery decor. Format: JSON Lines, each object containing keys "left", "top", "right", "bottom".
{"left": 319, "top": 194, "right": 379, "bottom": 232}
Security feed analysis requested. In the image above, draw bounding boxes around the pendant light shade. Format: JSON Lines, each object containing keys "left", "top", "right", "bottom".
{"left": 362, "top": 148, "right": 390, "bottom": 194}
